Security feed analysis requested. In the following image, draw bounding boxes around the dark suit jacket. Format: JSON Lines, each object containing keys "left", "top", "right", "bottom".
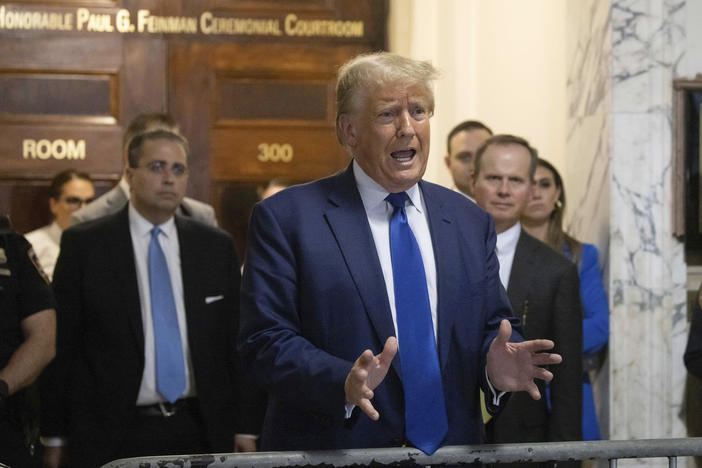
{"left": 238, "top": 164, "right": 520, "bottom": 451}
{"left": 43, "top": 206, "right": 254, "bottom": 467}
{"left": 489, "top": 230, "right": 583, "bottom": 448}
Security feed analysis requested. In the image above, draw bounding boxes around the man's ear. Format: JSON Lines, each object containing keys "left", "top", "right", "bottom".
{"left": 444, "top": 154, "right": 451, "bottom": 169}
{"left": 338, "top": 114, "right": 357, "bottom": 148}
{"left": 469, "top": 168, "right": 478, "bottom": 193}
{"left": 125, "top": 166, "right": 134, "bottom": 186}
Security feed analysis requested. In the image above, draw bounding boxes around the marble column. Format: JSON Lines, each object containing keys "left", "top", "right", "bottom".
{"left": 565, "top": 0, "right": 612, "bottom": 440}
{"left": 608, "top": 0, "right": 687, "bottom": 448}
{"left": 567, "top": 0, "right": 689, "bottom": 466}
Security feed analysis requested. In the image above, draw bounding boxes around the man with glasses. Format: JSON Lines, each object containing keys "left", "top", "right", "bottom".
{"left": 70, "top": 112, "right": 217, "bottom": 227}
{"left": 41, "top": 130, "right": 259, "bottom": 468}
{"left": 25, "top": 169, "right": 95, "bottom": 281}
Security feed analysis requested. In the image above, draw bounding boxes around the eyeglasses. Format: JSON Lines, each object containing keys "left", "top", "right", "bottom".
{"left": 63, "top": 196, "right": 94, "bottom": 207}
{"left": 139, "top": 160, "right": 189, "bottom": 177}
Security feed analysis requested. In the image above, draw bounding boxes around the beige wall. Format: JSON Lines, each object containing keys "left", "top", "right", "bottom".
{"left": 389, "top": 0, "right": 567, "bottom": 189}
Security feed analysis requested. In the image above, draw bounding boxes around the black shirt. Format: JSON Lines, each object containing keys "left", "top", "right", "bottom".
{"left": 0, "top": 227, "right": 55, "bottom": 370}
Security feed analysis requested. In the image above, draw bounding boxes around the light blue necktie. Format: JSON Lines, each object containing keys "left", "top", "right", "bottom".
{"left": 386, "top": 192, "right": 448, "bottom": 455}
{"left": 149, "top": 226, "right": 186, "bottom": 403}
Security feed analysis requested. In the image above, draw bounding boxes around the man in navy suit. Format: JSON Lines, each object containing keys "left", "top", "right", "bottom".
{"left": 238, "top": 52, "right": 562, "bottom": 454}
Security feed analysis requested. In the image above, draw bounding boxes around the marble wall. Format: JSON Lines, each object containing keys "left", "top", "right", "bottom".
{"left": 567, "top": 0, "right": 690, "bottom": 465}
{"left": 565, "top": 0, "right": 612, "bottom": 441}
{"left": 608, "top": 0, "right": 688, "bottom": 450}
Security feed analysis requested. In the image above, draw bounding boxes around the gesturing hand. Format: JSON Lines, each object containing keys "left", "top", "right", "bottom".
{"left": 486, "top": 319, "right": 562, "bottom": 400}
{"left": 344, "top": 337, "right": 398, "bottom": 420}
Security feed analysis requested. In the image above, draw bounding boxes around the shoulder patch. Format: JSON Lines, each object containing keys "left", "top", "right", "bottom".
{"left": 27, "top": 246, "right": 50, "bottom": 284}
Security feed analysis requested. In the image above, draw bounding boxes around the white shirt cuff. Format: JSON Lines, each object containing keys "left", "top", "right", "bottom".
{"left": 344, "top": 402, "right": 355, "bottom": 419}
{"left": 485, "top": 367, "right": 507, "bottom": 406}
{"left": 40, "top": 436, "right": 67, "bottom": 447}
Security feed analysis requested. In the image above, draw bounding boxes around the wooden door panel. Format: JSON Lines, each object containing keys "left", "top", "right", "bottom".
{"left": 211, "top": 126, "right": 347, "bottom": 182}
{"left": 0, "top": 0, "right": 386, "bottom": 242}
{"left": 0, "top": 2, "right": 167, "bottom": 233}
{"left": 0, "top": 125, "right": 122, "bottom": 179}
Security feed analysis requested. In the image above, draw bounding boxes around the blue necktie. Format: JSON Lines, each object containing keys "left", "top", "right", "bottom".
{"left": 386, "top": 192, "right": 448, "bottom": 455}
{"left": 149, "top": 226, "right": 186, "bottom": 403}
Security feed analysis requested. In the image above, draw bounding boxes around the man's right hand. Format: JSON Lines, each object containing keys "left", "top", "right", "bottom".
{"left": 344, "top": 337, "right": 398, "bottom": 421}
{"left": 42, "top": 446, "right": 67, "bottom": 468}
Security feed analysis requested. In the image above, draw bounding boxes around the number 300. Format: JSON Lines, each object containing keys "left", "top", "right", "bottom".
{"left": 257, "top": 143, "right": 293, "bottom": 163}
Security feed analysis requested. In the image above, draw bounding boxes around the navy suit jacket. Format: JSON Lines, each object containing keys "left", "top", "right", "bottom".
{"left": 238, "top": 164, "right": 518, "bottom": 450}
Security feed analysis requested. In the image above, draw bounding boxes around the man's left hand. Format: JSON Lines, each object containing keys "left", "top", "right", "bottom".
{"left": 486, "top": 319, "right": 562, "bottom": 400}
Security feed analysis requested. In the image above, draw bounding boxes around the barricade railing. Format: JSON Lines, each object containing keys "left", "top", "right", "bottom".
{"left": 102, "top": 437, "right": 702, "bottom": 467}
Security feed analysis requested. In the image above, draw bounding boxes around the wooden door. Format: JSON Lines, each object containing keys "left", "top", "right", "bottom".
{"left": 0, "top": 0, "right": 387, "bottom": 258}
{"left": 0, "top": 0, "right": 168, "bottom": 232}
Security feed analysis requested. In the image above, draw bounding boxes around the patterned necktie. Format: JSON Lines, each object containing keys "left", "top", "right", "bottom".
{"left": 149, "top": 226, "right": 186, "bottom": 403}
{"left": 386, "top": 192, "right": 448, "bottom": 455}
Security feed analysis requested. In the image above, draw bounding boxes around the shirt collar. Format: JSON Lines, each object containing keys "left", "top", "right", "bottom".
{"left": 352, "top": 159, "right": 422, "bottom": 214}
{"left": 496, "top": 222, "right": 521, "bottom": 256}
{"left": 48, "top": 221, "right": 63, "bottom": 243}
{"left": 128, "top": 203, "right": 176, "bottom": 239}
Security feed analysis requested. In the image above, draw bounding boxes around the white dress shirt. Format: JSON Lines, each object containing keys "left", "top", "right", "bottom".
{"left": 129, "top": 204, "right": 196, "bottom": 405}
{"left": 348, "top": 161, "right": 504, "bottom": 413}
{"left": 495, "top": 222, "right": 521, "bottom": 290}
{"left": 353, "top": 160, "right": 438, "bottom": 341}
{"left": 25, "top": 221, "right": 62, "bottom": 281}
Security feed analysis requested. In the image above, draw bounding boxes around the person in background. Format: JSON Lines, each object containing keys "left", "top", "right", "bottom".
{"left": 257, "top": 177, "right": 292, "bottom": 201}
{"left": 70, "top": 113, "right": 217, "bottom": 227}
{"left": 444, "top": 120, "right": 493, "bottom": 201}
{"left": 0, "top": 215, "right": 56, "bottom": 467}
{"left": 472, "top": 136, "right": 582, "bottom": 467}
{"left": 521, "top": 157, "right": 609, "bottom": 441}
{"left": 25, "top": 170, "right": 94, "bottom": 281}
{"left": 685, "top": 283, "right": 702, "bottom": 373}
{"left": 41, "top": 130, "right": 259, "bottom": 468}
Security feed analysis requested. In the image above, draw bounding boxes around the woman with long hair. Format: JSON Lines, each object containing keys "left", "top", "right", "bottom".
{"left": 521, "top": 158, "right": 609, "bottom": 440}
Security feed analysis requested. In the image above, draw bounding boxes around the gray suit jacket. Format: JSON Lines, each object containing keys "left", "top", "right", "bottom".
{"left": 70, "top": 182, "right": 217, "bottom": 227}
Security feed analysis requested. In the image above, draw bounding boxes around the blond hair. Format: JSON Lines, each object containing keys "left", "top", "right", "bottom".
{"left": 335, "top": 52, "right": 439, "bottom": 144}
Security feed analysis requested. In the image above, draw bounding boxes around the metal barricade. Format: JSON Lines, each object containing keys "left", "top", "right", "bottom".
{"left": 101, "top": 438, "right": 702, "bottom": 467}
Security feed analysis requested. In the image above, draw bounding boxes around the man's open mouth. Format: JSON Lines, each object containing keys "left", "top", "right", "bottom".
{"left": 390, "top": 149, "right": 416, "bottom": 162}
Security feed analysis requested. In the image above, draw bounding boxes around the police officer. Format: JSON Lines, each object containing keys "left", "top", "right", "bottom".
{"left": 0, "top": 215, "right": 56, "bottom": 467}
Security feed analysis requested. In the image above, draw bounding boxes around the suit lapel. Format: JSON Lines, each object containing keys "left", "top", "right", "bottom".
{"left": 420, "top": 182, "right": 459, "bottom": 371}
{"left": 113, "top": 207, "right": 145, "bottom": 359}
{"left": 323, "top": 166, "right": 397, "bottom": 354}
{"left": 175, "top": 216, "right": 202, "bottom": 359}
{"left": 507, "top": 230, "right": 535, "bottom": 318}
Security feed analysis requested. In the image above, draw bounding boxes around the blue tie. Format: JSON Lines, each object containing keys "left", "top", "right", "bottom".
{"left": 149, "top": 226, "right": 186, "bottom": 403}
{"left": 386, "top": 192, "right": 448, "bottom": 455}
